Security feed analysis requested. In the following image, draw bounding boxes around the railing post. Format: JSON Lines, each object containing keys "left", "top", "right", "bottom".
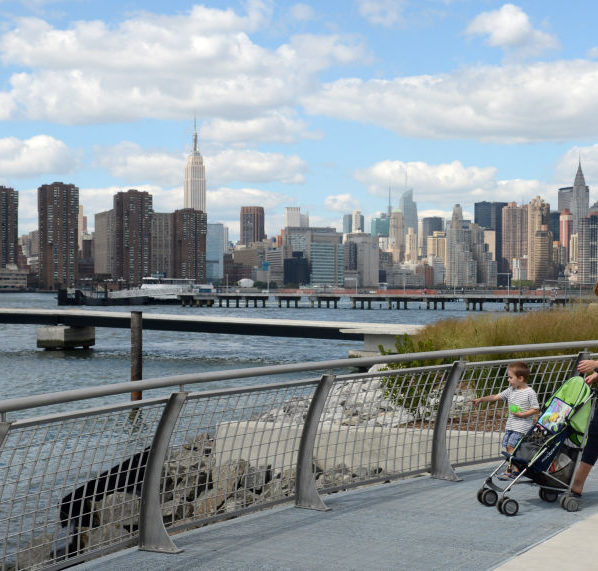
{"left": 295, "top": 374, "right": 335, "bottom": 511}
{"left": 131, "top": 311, "right": 143, "bottom": 401}
{"left": 139, "top": 391, "right": 188, "bottom": 553}
{"left": 431, "top": 360, "right": 465, "bottom": 481}
{"left": 0, "top": 421, "right": 11, "bottom": 448}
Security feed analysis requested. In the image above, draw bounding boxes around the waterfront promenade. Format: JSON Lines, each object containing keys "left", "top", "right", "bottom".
{"left": 72, "top": 463, "right": 598, "bottom": 570}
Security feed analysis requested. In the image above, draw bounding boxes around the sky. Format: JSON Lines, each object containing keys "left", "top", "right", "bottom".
{"left": 2, "top": 0, "right": 598, "bottom": 240}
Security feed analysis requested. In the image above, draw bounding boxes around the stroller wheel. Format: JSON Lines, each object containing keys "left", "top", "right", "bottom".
{"left": 539, "top": 489, "right": 559, "bottom": 503}
{"left": 561, "top": 496, "right": 579, "bottom": 512}
{"left": 501, "top": 498, "right": 519, "bottom": 516}
{"left": 480, "top": 488, "right": 498, "bottom": 506}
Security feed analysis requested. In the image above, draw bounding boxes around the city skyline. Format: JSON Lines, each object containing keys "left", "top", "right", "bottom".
{"left": 2, "top": 1, "right": 598, "bottom": 239}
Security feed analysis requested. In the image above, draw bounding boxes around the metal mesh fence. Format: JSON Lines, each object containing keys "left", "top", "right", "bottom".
{"left": 0, "top": 400, "right": 165, "bottom": 570}
{"left": 0, "top": 350, "right": 594, "bottom": 569}
{"left": 160, "top": 381, "right": 318, "bottom": 533}
{"left": 314, "top": 364, "right": 451, "bottom": 492}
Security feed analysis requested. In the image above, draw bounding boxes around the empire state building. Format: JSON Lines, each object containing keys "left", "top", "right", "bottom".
{"left": 184, "top": 123, "right": 206, "bottom": 212}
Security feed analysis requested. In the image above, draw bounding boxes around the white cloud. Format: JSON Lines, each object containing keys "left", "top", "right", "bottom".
{"left": 201, "top": 110, "right": 315, "bottom": 144}
{"left": 290, "top": 3, "right": 315, "bottom": 22}
{"left": 357, "top": 0, "right": 406, "bottom": 28}
{"left": 304, "top": 60, "right": 598, "bottom": 143}
{"left": 555, "top": 144, "right": 598, "bottom": 188}
{"left": 465, "top": 4, "right": 559, "bottom": 59}
{"left": 0, "top": 134, "right": 78, "bottom": 177}
{"left": 93, "top": 143, "right": 307, "bottom": 187}
{"left": 589, "top": 47, "right": 598, "bottom": 59}
{"left": 355, "top": 160, "right": 497, "bottom": 197}
{"left": 324, "top": 193, "right": 361, "bottom": 212}
{"left": 208, "top": 149, "right": 307, "bottom": 185}
{"left": 207, "top": 186, "right": 292, "bottom": 219}
{"left": 93, "top": 142, "right": 184, "bottom": 186}
{"left": 0, "top": 6, "right": 367, "bottom": 124}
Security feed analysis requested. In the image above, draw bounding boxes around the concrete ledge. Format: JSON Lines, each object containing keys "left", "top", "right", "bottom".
{"left": 214, "top": 421, "right": 497, "bottom": 474}
{"left": 36, "top": 325, "right": 96, "bottom": 350}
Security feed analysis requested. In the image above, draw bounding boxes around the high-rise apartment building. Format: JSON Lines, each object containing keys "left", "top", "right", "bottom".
{"left": 38, "top": 182, "right": 79, "bottom": 289}
{"left": 94, "top": 209, "right": 115, "bottom": 276}
{"left": 172, "top": 208, "right": 207, "bottom": 282}
{"left": 0, "top": 186, "right": 18, "bottom": 269}
{"left": 151, "top": 212, "right": 173, "bottom": 277}
{"left": 527, "top": 196, "right": 550, "bottom": 284}
{"left": 240, "top": 206, "right": 265, "bottom": 245}
{"left": 184, "top": 123, "right": 206, "bottom": 212}
{"left": 113, "top": 189, "right": 152, "bottom": 286}
{"left": 578, "top": 214, "right": 598, "bottom": 285}
{"left": 501, "top": 202, "right": 528, "bottom": 274}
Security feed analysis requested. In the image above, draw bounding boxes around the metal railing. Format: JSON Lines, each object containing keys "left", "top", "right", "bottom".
{"left": 1, "top": 341, "right": 597, "bottom": 570}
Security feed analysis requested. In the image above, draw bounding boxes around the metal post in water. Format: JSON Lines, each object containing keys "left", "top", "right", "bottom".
{"left": 131, "top": 311, "right": 143, "bottom": 401}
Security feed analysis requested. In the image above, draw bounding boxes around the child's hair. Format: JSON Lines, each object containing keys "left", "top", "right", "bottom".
{"left": 508, "top": 361, "right": 530, "bottom": 382}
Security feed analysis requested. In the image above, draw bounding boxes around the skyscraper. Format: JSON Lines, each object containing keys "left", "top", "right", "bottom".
{"left": 399, "top": 189, "right": 418, "bottom": 234}
{"left": 207, "top": 223, "right": 226, "bottom": 281}
{"left": 284, "top": 207, "right": 308, "bottom": 228}
{"left": 501, "top": 202, "right": 528, "bottom": 274}
{"left": 151, "top": 212, "right": 174, "bottom": 277}
{"left": 474, "top": 201, "right": 507, "bottom": 274}
{"left": 94, "top": 209, "right": 115, "bottom": 276}
{"left": 388, "top": 209, "right": 405, "bottom": 263}
{"left": 421, "top": 217, "right": 443, "bottom": 257}
{"left": 560, "top": 209, "right": 573, "bottom": 262}
{"left": 571, "top": 161, "right": 589, "bottom": 234}
{"left": 38, "top": 182, "right": 79, "bottom": 289}
{"left": 0, "top": 186, "right": 18, "bottom": 269}
{"left": 240, "top": 206, "right": 265, "bottom": 246}
{"left": 114, "top": 189, "right": 153, "bottom": 286}
{"left": 351, "top": 210, "right": 364, "bottom": 232}
{"left": 184, "top": 121, "right": 206, "bottom": 212}
{"left": 527, "top": 196, "right": 550, "bottom": 284}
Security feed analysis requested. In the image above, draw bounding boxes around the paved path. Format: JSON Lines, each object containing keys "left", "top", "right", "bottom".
{"left": 73, "top": 464, "right": 598, "bottom": 570}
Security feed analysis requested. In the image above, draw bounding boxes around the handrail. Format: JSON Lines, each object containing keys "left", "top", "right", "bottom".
{"left": 1, "top": 340, "right": 598, "bottom": 414}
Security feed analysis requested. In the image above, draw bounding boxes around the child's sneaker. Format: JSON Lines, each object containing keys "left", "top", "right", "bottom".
{"left": 498, "top": 471, "right": 517, "bottom": 480}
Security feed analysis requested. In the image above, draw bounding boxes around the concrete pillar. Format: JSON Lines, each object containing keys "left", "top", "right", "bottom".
{"left": 37, "top": 326, "right": 95, "bottom": 350}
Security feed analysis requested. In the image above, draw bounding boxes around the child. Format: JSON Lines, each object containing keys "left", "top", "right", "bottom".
{"left": 472, "top": 361, "right": 540, "bottom": 480}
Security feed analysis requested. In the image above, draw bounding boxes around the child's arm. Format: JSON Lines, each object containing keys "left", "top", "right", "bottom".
{"left": 472, "top": 394, "right": 500, "bottom": 405}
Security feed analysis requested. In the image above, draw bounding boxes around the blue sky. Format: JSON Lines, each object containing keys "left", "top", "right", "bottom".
{"left": 2, "top": 0, "right": 598, "bottom": 239}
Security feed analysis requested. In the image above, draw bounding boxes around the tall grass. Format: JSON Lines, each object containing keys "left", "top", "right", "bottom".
{"left": 383, "top": 304, "right": 598, "bottom": 362}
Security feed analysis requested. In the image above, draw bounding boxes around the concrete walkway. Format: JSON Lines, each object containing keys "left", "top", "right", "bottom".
{"left": 73, "top": 463, "right": 598, "bottom": 570}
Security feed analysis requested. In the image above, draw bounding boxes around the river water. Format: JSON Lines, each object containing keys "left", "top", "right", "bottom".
{"left": 0, "top": 292, "right": 513, "bottom": 403}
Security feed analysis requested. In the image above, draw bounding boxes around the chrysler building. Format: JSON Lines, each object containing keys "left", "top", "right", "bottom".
{"left": 184, "top": 121, "right": 206, "bottom": 212}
